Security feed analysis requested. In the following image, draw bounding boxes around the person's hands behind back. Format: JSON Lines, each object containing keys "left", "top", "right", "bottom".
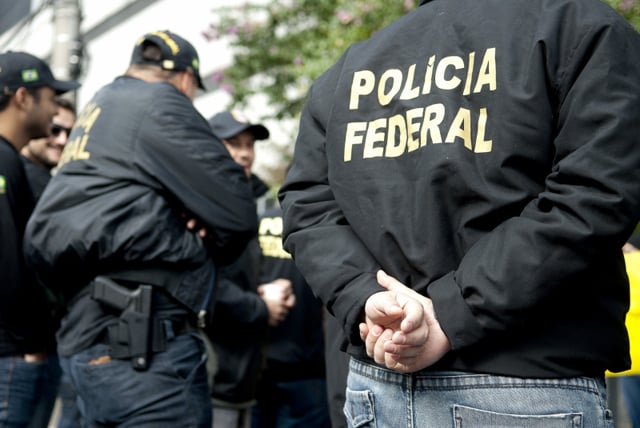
{"left": 359, "top": 270, "right": 451, "bottom": 373}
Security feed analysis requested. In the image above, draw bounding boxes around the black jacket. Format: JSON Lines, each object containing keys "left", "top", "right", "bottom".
{"left": 24, "top": 76, "right": 258, "bottom": 314}
{"left": 21, "top": 157, "right": 51, "bottom": 201}
{"left": 0, "top": 138, "right": 51, "bottom": 356}
{"left": 257, "top": 206, "right": 325, "bottom": 380}
{"left": 207, "top": 175, "right": 269, "bottom": 405}
{"left": 279, "top": 0, "right": 640, "bottom": 377}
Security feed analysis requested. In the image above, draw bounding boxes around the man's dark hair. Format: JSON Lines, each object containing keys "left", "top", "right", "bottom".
{"left": 0, "top": 89, "right": 12, "bottom": 111}
{"left": 128, "top": 42, "right": 179, "bottom": 81}
{"left": 0, "top": 86, "right": 41, "bottom": 112}
{"left": 140, "top": 41, "right": 163, "bottom": 62}
{"left": 56, "top": 96, "right": 76, "bottom": 115}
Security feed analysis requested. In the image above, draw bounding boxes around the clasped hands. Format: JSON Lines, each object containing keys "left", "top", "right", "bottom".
{"left": 182, "top": 215, "right": 296, "bottom": 326}
{"left": 359, "top": 270, "right": 451, "bottom": 373}
{"left": 258, "top": 278, "right": 296, "bottom": 326}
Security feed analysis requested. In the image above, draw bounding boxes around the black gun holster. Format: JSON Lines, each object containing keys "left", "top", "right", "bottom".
{"left": 91, "top": 276, "right": 158, "bottom": 371}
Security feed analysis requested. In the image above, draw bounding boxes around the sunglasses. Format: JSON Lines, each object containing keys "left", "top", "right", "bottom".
{"left": 50, "top": 123, "right": 73, "bottom": 137}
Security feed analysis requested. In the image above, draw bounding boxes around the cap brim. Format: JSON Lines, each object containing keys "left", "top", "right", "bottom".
{"left": 247, "top": 124, "right": 269, "bottom": 140}
{"left": 50, "top": 79, "right": 81, "bottom": 95}
{"left": 196, "top": 75, "right": 205, "bottom": 91}
{"left": 216, "top": 124, "right": 270, "bottom": 140}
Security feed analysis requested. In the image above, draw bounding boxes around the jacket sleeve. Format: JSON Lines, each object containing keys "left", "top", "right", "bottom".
{"left": 137, "top": 88, "right": 258, "bottom": 261}
{"left": 279, "top": 65, "right": 383, "bottom": 351}
{"left": 212, "top": 275, "right": 269, "bottom": 328}
{"left": 425, "top": 19, "right": 640, "bottom": 350}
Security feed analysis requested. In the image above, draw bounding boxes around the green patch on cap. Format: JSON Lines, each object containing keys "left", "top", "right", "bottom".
{"left": 22, "top": 69, "right": 39, "bottom": 83}
{"left": 192, "top": 58, "right": 199, "bottom": 71}
{"left": 0, "top": 175, "right": 6, "bottom": 194}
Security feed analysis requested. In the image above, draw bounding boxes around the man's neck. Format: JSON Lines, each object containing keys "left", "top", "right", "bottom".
{"left": 0, "top": 115, "right": 29, "bottom": 151}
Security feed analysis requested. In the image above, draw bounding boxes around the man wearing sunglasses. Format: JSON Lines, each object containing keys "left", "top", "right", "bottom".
{"left": 19, "top": 96, "right": 79, "bottom": 428}
{"left": 21, "top": 97, "right": 76, "bottom": 200}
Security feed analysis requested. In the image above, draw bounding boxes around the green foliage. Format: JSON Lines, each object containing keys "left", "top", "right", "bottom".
{"left": 204, "top": 0, "right": 417, "bottom": 120}
{"left": 205, "top": 0, "right": 639, "bottom": 122}
{"left": 603, "top": 0, "right": 640, "bottom": 29}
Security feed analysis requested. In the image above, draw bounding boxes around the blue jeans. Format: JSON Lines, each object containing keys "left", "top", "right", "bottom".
{"left": 0, "top": 355, "right": 47, "bottom": 428}
{"left": 620, "top": 375, "right": 640, "bottom": 427}
{"left": 251, "top": 378, "right": 331, "bottom": 428}
{"left": 57, "top": 370, "right": 82, "bottom": 428}
{"left": 59, "top": 333, "right": 211, "bottom": 428}
{"left": 345, "top": 358, "right": 613, "bottom": 428}
{"left": 27, "top": 354, "right": 62, "bottom": 428}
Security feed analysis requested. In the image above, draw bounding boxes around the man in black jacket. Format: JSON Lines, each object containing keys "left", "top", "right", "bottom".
{"left": 0, "top": 50, "right": 79, "bottom": 427}
{"left": 279, "top": 1, "right": 640, "bottom": 426}
{"left": 206, "top": 110, "right": 295, "bottom": 428}
{"left": 24, "top": 31, "right": 257, "bottom": 427}
{"left": 252, "top": 203, "right": 331, "bottom": 428}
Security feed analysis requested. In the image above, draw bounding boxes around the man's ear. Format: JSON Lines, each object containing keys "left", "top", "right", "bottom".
{"left": 176, "top": 70, "right": 196, "bottom": 97}
{"left": 13, "top": 87, "right": 33, "bottom": 111}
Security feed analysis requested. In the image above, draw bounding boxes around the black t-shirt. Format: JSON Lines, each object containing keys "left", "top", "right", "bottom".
{"left": 0, "top": 137, "right": 51, "bottom": 356}
{"left": 21, "top": 156, "right": 51, "bottom": 201}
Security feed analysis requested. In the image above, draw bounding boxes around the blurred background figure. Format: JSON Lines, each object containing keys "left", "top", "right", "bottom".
{"left": 21, "top": 96, "right": 82, "bottom": 428}
{"left": 251, "top": 200, "right": 330, "bottom": 428}
{"left": 21, "top": 97, "right": 76, "bottom": 199}
{"left": 207, "top": 110, "right": 295, "bottom": 428}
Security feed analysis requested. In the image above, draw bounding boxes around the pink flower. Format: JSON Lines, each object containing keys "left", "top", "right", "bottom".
{"left": 226, "top": 25, "right": 239, "bottom": 36}
{"left": 220, "top": 84, "right": 234, "bottom": 95}
{"left": 211, "top": 70, "right": 225, "bottom": 84}
{"left": 336, "top": 10, "right": 354, "bottom": 25}
{"left": 620, "top": 0, "right": 634, "bottom": 11}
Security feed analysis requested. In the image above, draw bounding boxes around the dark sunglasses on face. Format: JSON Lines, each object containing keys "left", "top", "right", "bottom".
{"left": 50, "top": 123, "right": 73, "bottom": 137}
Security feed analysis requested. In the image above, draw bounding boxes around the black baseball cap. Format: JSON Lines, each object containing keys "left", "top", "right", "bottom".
{"left": 208, "top": 110, "right": 270, "bottom": 140}
{"left": 130, "top": 30, "right": 205, "bottom": 90}
{"left": 0, "top": 51, "right": 80, "bottom": 95}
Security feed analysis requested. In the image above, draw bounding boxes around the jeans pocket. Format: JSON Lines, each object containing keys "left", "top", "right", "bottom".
{"left": 453, "top": 404, "right": 582, "bottom": 428}
{"left": 344, "top": 388, "right": 376, "bottom": 428}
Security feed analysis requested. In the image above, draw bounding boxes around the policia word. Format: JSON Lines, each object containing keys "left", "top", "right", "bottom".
{"left": 344, "top": 48, "right": 496, "bottom": 162}
{"left": 258, "top": 216, "right": 291, "bottom": 260}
